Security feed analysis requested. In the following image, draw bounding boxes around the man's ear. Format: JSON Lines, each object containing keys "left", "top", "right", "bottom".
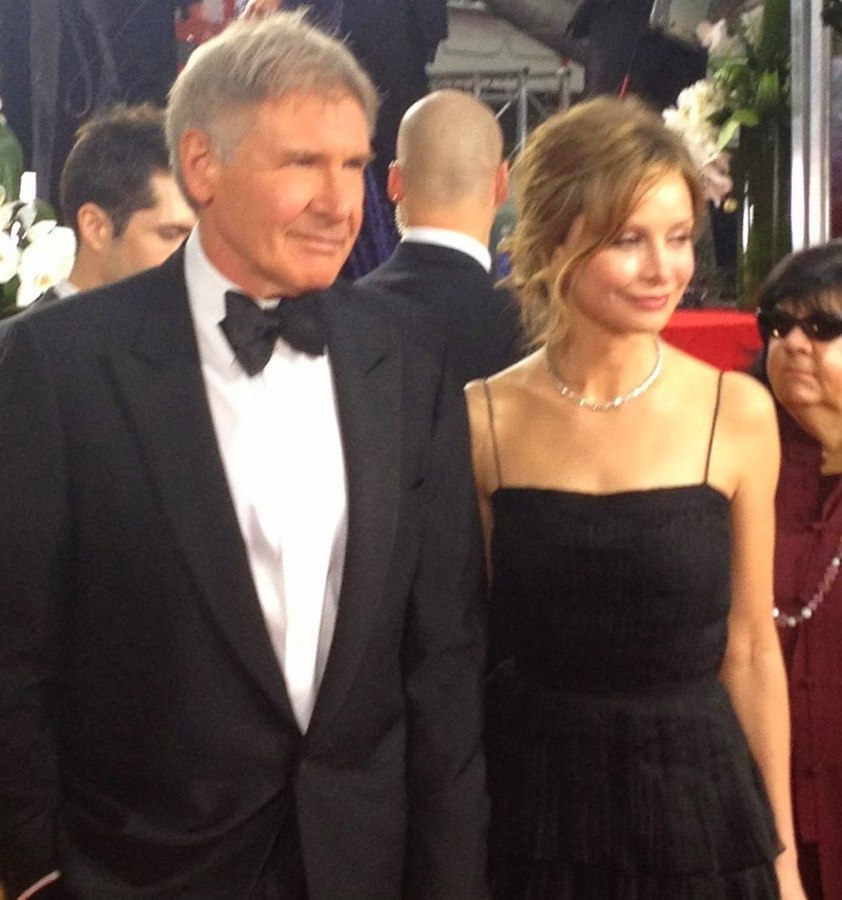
{"left": 494, "top": 161, "right": 510, "bottom": 208}
{"left": 387, "top": 161, "right": 404, "bottom": 205}
{"left": 76, "top": 202, "right": 116, "bottom": 253}
{"left": 179, "top": 128, "right": 219, "bottom": 208}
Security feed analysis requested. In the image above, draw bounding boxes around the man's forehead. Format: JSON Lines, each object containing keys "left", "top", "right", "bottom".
{"left": 147, "top": 169, "right": 180, "bottom": 200}
{"left": 258, "top": 90, "right": 369, "bottom": 127}
{"left": 127, "top": 171, "right": 194, "bottom": 227}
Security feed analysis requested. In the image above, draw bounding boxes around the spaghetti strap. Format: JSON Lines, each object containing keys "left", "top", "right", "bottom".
{"left": 483, "top": 379, "right": 504, "bottom": 490}
{"left": 704, "top": 372, "right": 724, "bottom": 484}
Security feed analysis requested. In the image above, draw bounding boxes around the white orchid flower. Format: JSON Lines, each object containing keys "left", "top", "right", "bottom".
{"left": 15, "top": 224, "right": 76, "bottom": 306}
{"left": 741, "top": 5, "right": 764, "bottom": 49}
{"left": 663, "top": 79, "right": 723, "bottom": 170}
{"left": 696, "top": 19, "right": 725, "bottom": 50}
{"left": 0, "top": 228, "right": 20, "bottom": 284}
{"left": 25, "top": 219, "right": 59, "bottom": 243}
{"left": 698, "top": 18, "right": 731, "bottom": 52}
{"left": 0, "top": 200, "right": 16, "bottom": 231}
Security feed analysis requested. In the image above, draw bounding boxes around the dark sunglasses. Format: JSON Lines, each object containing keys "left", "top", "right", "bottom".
{"left": 756, "top": 308, "right": 842, "bottom": 342}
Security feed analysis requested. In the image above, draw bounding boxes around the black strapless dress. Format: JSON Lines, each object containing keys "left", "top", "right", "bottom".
{"left": 486, "top": 486, "right": 780, "bottom": 899}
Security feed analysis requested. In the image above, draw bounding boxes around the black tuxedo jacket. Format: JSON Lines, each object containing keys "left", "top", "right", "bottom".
{"left": 357, "top": 242, "right": 524, "bottom": 389}
{"left": 29, "top": 285, "right": 62, "bottom": 308}
{"left": 0, "top": 249, "right": 488, "bottom": 899}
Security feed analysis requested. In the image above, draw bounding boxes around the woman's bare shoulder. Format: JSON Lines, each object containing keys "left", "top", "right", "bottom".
{"left": 466, "top": 350, "right": 543, "bottom": 400}
{"left": 718, "top": 369, "right": 776, "bottom": 427}
{"left": 665, "top": 345, "right": 773, "bottom": 420}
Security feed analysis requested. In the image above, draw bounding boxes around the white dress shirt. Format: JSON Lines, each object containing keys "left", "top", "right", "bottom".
{"left": 18, "top": 233, "right": 348, "bottom": 899}
{"left": 50, "top": 278, "right": 80, "bottom": 300}
{"left": 400, "top": 226, "right": 492, "bottom": 273}
{"left": 184, "top": 228, "right": 347, "bottom": 731}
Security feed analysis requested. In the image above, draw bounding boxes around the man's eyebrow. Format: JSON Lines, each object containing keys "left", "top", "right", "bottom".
{"left": 278, "top": 149, "right": 375, "bottom": 164}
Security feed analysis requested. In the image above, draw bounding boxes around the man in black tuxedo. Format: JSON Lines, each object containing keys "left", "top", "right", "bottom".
{"left": 357, "top": 90, "right": 523, "bottom": 388}
{"left": 0, "top": 13, "right": 488, "bottom": 900}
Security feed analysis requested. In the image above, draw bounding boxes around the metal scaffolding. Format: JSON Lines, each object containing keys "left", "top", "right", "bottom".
{"left": 428, "top": 66, "right": 573, "bottom": 154}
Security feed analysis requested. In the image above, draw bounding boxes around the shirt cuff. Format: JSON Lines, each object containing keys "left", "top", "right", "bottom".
{"left": 17, "top": 871, "right": 60, "bottom": 900}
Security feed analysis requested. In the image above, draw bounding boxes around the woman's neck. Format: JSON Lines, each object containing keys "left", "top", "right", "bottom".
{"left": 546, "top": 330, "right": 662, "bottom": 401}
{"left": 789, "top": 405, "right": 842, "bottom": 472}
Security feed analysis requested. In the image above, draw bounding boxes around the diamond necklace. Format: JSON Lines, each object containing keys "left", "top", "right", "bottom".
{"left": 544, "top": 339, "right": 663, "bottom": 412}
{"left": 773, "top": 532, "right": 842, "bottom": 628}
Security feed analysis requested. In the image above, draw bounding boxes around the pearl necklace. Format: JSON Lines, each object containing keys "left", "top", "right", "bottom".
{"left": 773, "top": 533, "right": 842, "bottom": 628}
{"left": 544, "top": 339, "right": 663, "bottom": 412}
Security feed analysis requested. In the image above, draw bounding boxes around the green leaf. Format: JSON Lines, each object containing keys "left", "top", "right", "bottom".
{"left": 717, "top": 117, "right": 742, "bottom": 149}
{"left": 717, "top": 108, "right": 761, "bottom": 151}
{"left": 0, "top": 122, "right": 23, "bottom": 205}
{"left": 732, "top": 108, "right": 760, "bottom": 126}
{"left": 755, "top": 70, "right": 780, "bottom": 115}
{"left": 757, "top": 0, "right": 790, "bottom": 68}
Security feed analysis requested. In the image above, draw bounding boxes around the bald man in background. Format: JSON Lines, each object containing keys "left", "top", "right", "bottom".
{"left": 357, "top": 90, "right": 522, "bottom": 386}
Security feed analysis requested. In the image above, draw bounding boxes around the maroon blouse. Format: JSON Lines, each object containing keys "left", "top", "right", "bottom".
{"left": 775, "top": 407, "right": 842, "bottom": 897}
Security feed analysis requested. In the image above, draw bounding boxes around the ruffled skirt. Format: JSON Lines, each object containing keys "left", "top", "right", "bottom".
{"left": 486, "top": 663, "right": 781, "bottom": 899}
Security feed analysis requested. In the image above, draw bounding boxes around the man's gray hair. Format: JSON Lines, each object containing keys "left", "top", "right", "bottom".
{"left": 166, "top": 10, "right": 379, "bottom": 199}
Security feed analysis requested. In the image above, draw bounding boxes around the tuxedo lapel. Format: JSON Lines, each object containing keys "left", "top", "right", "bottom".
{"left": 307, "top": 290, "right": 404, "bottom": 737}
{"left": 105, "top": 256, "right": 295, "bottom": 723}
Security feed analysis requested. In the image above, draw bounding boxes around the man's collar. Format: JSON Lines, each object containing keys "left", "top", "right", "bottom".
{"left": 400, "top": 227, "right": 491, "bottom": 273}
{"left": 52, "top": 278, "right": 81, "bottom": 299}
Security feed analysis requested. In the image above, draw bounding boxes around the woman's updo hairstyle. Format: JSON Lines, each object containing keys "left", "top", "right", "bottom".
{"left": 503, "top": 95, "right": 704, "bottom": 346}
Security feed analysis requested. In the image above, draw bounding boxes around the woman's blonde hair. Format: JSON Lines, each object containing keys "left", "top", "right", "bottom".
{"left": 503, "top": 96, "right": 705, "bottom": 346}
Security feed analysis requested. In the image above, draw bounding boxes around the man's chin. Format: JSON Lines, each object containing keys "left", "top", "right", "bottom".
{"left": 302, "top": 261, "right": 349, "bottom": 289}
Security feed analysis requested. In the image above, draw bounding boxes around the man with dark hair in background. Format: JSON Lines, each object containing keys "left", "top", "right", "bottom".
{"left": 36, "top": 102, "right": 195, "bottom": 304}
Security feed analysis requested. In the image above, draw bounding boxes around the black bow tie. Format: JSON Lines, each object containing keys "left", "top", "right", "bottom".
{"left": 220, "top": 290, "right": 326, "bottom": 376}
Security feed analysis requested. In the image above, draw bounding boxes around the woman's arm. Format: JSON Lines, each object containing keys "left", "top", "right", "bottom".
{"left": 718, "top": 372, "right": 805, "bottom": 900}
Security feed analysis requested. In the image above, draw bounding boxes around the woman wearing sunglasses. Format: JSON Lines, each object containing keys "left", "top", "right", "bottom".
{"left": 757, "top": 241, "right": 842, "bottom": 899}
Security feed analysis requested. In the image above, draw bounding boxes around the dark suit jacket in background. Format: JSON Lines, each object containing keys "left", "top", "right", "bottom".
{"left": 0, "top": 1, "right": 194, "bottom": 208}
{"left": 28, "top": 286, "right": 62, "bottom": 309}
{"left": 357, "top": 241, "right": 524, "bottom": 388}
{"left": 288, "top": 0, "right": 445, "bottom": 193}
{"left": 0, "top": 248, "right": 488, "bottom": 899}
{"left": 568, "top": 0, "right": 707, "bottom": 109}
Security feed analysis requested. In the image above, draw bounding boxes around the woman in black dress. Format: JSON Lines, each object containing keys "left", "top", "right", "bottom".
{"left": 465, "top": 96, "right": 805, "bottom": 899}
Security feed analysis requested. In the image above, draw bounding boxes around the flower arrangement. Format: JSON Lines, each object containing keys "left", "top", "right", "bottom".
{"left": 662, "top": 78, "right": 733, "bottom": 207}
{"left": 0, "top": 100, "right": 75, "bottom": 315}
{"left": 664, "top": 1, "right": 789, "bottom": 162}
{"left": 0, "top": 201, "right": 77, "bottom": 310}
{"left": 663, "top": 0, "right": 791, "bottom": 305}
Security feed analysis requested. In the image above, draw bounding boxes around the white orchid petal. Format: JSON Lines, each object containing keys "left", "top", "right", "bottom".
{"left": 0, "top": 201, "right": 17, "bottom": 231}
{"left": 18, "top": 226, "right": 77, "bottom": 296}
{"left": 0, "top": 230, "right": 20, "bottom": 283}
{"left": 16, "top": 276, "right": 42, "bottom": 308}
{"left": 26, "top": 219, "right": 58, "bottom": 242}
